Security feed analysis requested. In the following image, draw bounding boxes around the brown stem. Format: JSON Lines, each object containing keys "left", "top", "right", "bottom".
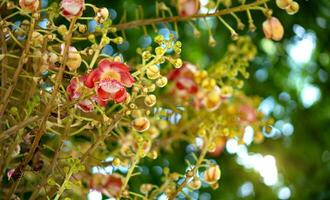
{"left": 0, "top": 116, "right": 39, "bottom": 141}
{"left": 0, "top": 18, "right": 8, "bottom": 99}
{"left": 80, "top": 110, "right": 125, "bottom": 163}
{"left": 0, "top": 18, "right": 36, "bottom": 119}
{"left": 112, "top": 0, "right": 269, "bottom": 31}
{"left": 169, "top": 136, "right": 210, "bottom": 199}
{"left": 29, "top": 110, "right": 75, "bottom": 200}
{"left": 5, "top": 17, "right": 78, "bottom": 199}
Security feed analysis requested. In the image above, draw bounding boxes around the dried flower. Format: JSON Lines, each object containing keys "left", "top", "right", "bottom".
{"left": 262, "top": 17, "right": 284, "bottom": 41}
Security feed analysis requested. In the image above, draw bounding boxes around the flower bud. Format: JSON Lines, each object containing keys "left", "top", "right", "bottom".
{"left": 148, "top": 150, "right": 158, "bottom": 159}
{"left": 188, "top": 178, "right": 201, "bottom": 190}
{"left": 146, "top": 65, "right": 160, "bottom": 80}
{"left": 155, "top": 47, "right": 165, "bottom": 55}
{"left": 204, "top": 90, "right": 221, "bottom": 111}
{"left": 19, "top": 0, "right": 39, "bottom": 12}
{"left": 174, "top": 58, "right": 183, "bottom": 68}
{"left": 154, "top": 35, "right": 164, "bottom": 43}
{"left": 262, "top": 17, "right": 284, "bottom": 41}
{"left": 208, "top": 35, "right": 216, "bottom": 47}
{"left": 31, "top": 31, "right": 43, "bottom": 47}
{"left": 204, "top": 165, "right": 221, "bottom": 184}
{"left": 147, "top": 84, "right": 156, "bottom": 92}
{"left": 156, "top": 76, "right": 168, "bottom": 87}
{"left": 285, "top": 1, "right": 299, "bottom": 15}
{"left": 132, "top": 117, "right": 150, "bottom": 132}
{"left": 78, "top": 24, "right": 86, "bottom": 33}
{"left": 95, "top": 7, "right": 109, "bottom": 24}
{"left": 193, "top": 28, "right": 201, "bottom": 38}
{"left": 140, "top": 184, "right": 153, "bottom": 194}
{"left": 58, "top": 25, "right": 67, "bottom": 35}
{"left": 276, "top": 0, "right": 292, "bottom": 9}
{"left": 61, "top": 45, "right": 82, "bottom": 71}
{"left": 144, "top": 95, "right": 157, "bottom": 107}
{"left": 112, "top": 158, "right": 121, "bottom": 167}
{"left": 113, "top": 37, "right": 123, "bottom": 44}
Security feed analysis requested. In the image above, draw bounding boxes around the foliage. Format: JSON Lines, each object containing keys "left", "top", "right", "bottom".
{"left": 1, "top": 0, "right": 326, "bottom": 200}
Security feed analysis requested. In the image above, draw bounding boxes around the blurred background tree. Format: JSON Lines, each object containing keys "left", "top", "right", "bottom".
{"left": 95, "top": 0, "right": 330, "bottom": 199}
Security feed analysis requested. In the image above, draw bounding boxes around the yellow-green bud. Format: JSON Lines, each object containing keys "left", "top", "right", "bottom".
{"left": 156, "top": 76, "right": 168, "bottom": 87}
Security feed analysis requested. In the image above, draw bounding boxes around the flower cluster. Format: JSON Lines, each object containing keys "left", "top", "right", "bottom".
{"left": 168, "top": 62, "right": 225, "bottom": 111}
{"left": 67, "top": 59, "right": 134, "bottom": 112}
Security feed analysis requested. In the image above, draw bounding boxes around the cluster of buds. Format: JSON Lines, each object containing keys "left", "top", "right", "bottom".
{"left": 66, "top": 59, "right": 134, "bottom": 112}
{"left": 177, "top": 0, "right": 200, "bottom": 16}
{"left": 168, "top": 62, "right": 227, "bottom": 111}
{"left": 276, "top": 0, "right": 299, "bottom": 15}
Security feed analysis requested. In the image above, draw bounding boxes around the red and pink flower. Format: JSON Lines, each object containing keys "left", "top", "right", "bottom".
{"left": 89, "top": 173, "right": 123, "bottom": 197}
{"left": 66, "top": 76, "right": 94, "bottom": 112}
{"left": 239, "top": 104, "right": 258, "bottom": 125}
{"left": 178, "top": 0, "right": 200, "bottom": 17}
{"left": 85, "top": 59, "right": 134, "bottom": 103}
{"left": 168, "top": 62, "right": 198, "bottom": 98}
{"left": 60, "top": 0, "right": 84, "bottom": 19}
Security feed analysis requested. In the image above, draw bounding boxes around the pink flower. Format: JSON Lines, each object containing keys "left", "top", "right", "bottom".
{"left": 7, "top": 169, "right": 15, "bottom": 180}
{"left": 89, "top": 173, "right": 123, "bottom": 198}
{"left": 19, "top": 0, "right": 39, "bottom": 12}
{"left": 239, "top": 104, "right": 257, "bottom": 125}
{"left": 178, "top": 0, "right": 200, "bottom": 17}
{"left": 85, "top": 59, "right": 134, "bottom": 103}
{"left": 67, "top": 76, "right": 94, "bottom": 112}
{"left": 168, "top": 62, "right": 198, "bottom": 98}
{"left": 60, "top": 0, "right": 84, "bottom": 19}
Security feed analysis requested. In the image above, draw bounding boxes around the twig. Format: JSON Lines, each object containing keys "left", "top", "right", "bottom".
{"left": 112, "top": 0, "right": 269, "bottom": 31}
{"left": 0, "top": 17, "right": 36, "bottom": 119}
